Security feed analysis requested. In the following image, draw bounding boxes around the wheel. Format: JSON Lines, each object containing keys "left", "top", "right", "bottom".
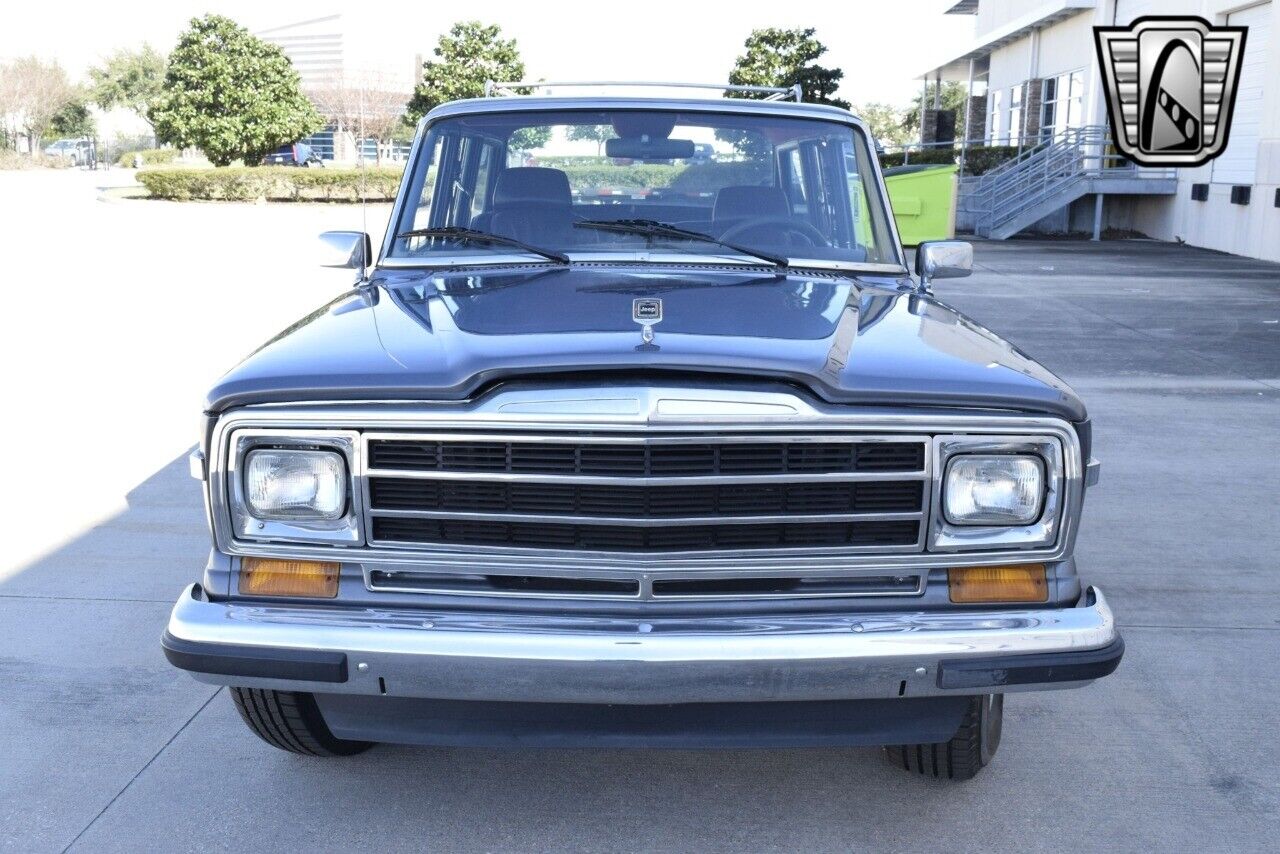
{"left": 230, "top": 687, "right": 372, "bottom": 756}
{"left": 885, "top": 694, "right": 1003, "bottom": 780}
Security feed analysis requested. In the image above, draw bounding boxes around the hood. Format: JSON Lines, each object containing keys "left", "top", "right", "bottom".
{"left": 205, "top": 265, "right": 1085, "bottom": 421}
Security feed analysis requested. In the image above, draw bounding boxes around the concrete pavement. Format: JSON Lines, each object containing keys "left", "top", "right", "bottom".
{"left": 0, "top": 169, "right": 1277, "bottom": 852}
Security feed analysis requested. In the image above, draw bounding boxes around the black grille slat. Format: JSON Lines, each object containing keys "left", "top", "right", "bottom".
{"left": 856, "top": 443, "right": 926, "bottom": 471}
{"left": 369, "top": 479, "right": 925, "bottom": 518}
{"left": 371, "top": 517, "right": 921, "bottom": 552}
{"left": 367, "top": 438, "right": 925, "bottom": 477}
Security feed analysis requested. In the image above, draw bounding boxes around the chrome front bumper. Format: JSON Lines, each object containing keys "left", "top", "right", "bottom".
{"left": 163, "top": 584, "right": 1121, "bottom": 704}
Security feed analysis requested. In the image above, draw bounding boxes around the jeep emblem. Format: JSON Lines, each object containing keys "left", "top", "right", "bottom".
{"left": 633, "top": 298, "right": 662, "bottom": 323}
{"left": 633, "top": 298, "right": 663, "bottom": 345}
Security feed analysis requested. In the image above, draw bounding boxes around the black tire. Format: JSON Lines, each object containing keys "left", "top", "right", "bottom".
{"left": 885, "top": 694, "right": 1003, "bottom": 780}
{"left": 230, "top": 687, "right": 372, "bottom": 757}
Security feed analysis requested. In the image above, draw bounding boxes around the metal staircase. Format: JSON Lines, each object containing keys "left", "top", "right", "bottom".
{"left": 961, "top": 126, "right": 1177, "bottom": 239}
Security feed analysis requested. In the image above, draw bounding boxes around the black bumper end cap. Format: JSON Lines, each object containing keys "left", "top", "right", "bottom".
{"left": 937, "top": 636, "right": 1124, "bottom": 690}
{"left": 162, "top": 630, "right": 348, "bottom": 684}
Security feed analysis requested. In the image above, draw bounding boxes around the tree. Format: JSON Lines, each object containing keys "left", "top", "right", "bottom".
{"left": 903, "top": 81, "right": 972, "bottom": 142}
{"left": 149, "top": 15, "right": 323, "bottom": 166}
{"left": 567, "top": 124, "right": 613, "bottom": 156}
{"left": 405, "top": 21, "right": 524, "bottom": 123}
{"left": 88, "top": 45, "right": 166, "bottom": 130}
{"left": 2, "top": 57, "right": 75, "bottom": 151}
{"left": 853, "top": 102, "right": 912, "bottom": 148}
{"left": 310, "top": 70, "right": 408, "bottom": 162}
{"left": 49, "top": 94, "right": 96, "bottom": 139}
{"left": 509, "top": 125, "right": 551, "bottom": 153}
{"left": 727, "top": 28, "right": 849, "bottom": 109}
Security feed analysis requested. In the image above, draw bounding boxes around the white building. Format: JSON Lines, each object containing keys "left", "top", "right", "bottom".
{"left": 923, "top": 0, "right": 1279, "bottom": 262}
{"left": 255, "top": 13, "right": 416, "bottom": 163}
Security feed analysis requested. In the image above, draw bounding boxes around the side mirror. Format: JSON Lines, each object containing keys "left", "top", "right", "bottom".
{"left": 319, "top": 231, "right": 372, "bottom": 273}
{"left": 915, "top": 240, "right": 973, "bottom": 288}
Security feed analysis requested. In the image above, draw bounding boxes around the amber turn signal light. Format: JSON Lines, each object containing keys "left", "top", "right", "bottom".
{"left": 948, "top": 564, "right": 1048, "bottom": 604}
{"left": 239, "top": 557, "right": 340, "bottom": 598}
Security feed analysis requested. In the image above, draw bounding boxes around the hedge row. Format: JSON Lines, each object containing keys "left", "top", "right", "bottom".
{"left": 558, "top": 160, "right": 771, "bottom": 194}
{"left": 137, "top": 166, "right": 406, "bottom": 201}
{"left": 117, "top": 148, "right": 179, "bottom": 168}
{"left": 877, "top": 145, "right": 1021, "bottom": 177}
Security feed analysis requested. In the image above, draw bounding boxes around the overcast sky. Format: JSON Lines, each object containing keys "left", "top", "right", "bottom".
{"left": 3, "top": 1, "right": 974, "bottom": 109}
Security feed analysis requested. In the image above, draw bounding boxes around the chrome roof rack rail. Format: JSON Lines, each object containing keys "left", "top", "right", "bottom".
{"left": 483, "top": 80, "right": 804, "bottom": 102}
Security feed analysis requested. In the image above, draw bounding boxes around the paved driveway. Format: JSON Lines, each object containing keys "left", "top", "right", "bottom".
{"left": 1, "top": 170, "right": 1277, "bottom": 852}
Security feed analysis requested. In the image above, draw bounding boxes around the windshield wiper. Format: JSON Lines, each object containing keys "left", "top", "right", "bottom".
{"left": 574, "top": 218, "right": 788, "bottom": 272}
{"left": 396, "top": 226, "right": 570, "bottom": 265}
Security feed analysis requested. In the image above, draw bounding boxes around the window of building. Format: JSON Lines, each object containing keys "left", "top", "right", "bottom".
{"left": 989, "top": 89, "right": 1003, "bottom": 143}
{"left": 1008, "top": 85, "right": 1022, "bottom": 145}
{"left": 1041, "top": 70, "right": 1085, "bottom": 141}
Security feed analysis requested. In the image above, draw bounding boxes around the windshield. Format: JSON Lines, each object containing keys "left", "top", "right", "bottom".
{"left": 389, "top": 108, "right": 899, "bottom": 269}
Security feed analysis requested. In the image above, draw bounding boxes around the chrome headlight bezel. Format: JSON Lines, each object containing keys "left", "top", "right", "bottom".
{"left": 929, "top": 435, "right": 1064, "bottom": 552}
{"left": 226, "top": 429, "right": 363, "bottom": 546}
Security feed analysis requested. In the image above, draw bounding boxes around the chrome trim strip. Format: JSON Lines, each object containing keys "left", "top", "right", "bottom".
{"left": 363, "top": 469, "right": 928, "bottom": 486}
{"left": 167, "top": 583, "right": 1117, "bottom": 702}
{"left": 362, "top": 431, "right": 930, "bottom": 446}
{"left": 364, "top": 566, "right": 926, "bottom": 601}
{"left": 364, "top": 509, "right": 925, "bottom": 527}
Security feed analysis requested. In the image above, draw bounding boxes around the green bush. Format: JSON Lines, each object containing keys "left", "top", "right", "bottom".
{"left": 561, "top": 163, "right": 683, "bottom": 192}
{"left": 878, "top": 148, "right": 956, "bottom": 169}
{"left": 557, "top": 160, "right": 772, "bottom": 196}
{"left": 136, "top": 166, "right": 406, "bottom": 201}
{"left": 117, "top": 148, "right": 179, "bottom": 168}
{"left": 876, "top": 145, "right": 1021, "bottom": 176}
{"left": 961, "top": 145, "right": 1020, "bottom": 176}
{"left": 668, "top": 160, "right": 771, "bottom": 193}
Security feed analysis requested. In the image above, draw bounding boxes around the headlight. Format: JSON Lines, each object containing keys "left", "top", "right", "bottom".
{"left": 943, "top": 455, "right": 1044, "bottom": 525}
{"left": 245, "top": 449, "right": 347, "bottom": 520}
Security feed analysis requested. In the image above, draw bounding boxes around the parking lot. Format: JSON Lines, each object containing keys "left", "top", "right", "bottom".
{"left": 1, "top": 168, "right": 1278, "bottom": 852}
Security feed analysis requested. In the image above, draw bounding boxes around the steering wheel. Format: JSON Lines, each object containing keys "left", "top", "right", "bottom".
{"left": 718, "top": 217, "right": 829, "bottom": 248}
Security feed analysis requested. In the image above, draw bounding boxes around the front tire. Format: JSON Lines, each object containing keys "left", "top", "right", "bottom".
{"left": 885, "top": 693, "right": 1003, "bottom": 780}
{"left": 230, "top": 687, "right": 372, "bottom": 756}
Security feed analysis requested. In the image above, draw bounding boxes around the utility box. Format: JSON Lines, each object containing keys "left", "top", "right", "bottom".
{"left": 883, "top": 163, "right": 958, "bottom": 246}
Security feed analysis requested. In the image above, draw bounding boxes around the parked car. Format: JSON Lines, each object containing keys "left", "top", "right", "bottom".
{"left": 43, "top": 138, "right": 93, "bottom": 166}
{"left": 262, "top": 141, "right": 324, "bottom": 167}
{"left": 164, "top": 85, "right": 1121, "bottom": 779}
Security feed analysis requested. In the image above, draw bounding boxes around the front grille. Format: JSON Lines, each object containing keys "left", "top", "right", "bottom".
{"left": 362, "top": 433, "right": 930, "bottom": 557}
{"left": 368, "top": 438, "right": 924, "bottom": 477}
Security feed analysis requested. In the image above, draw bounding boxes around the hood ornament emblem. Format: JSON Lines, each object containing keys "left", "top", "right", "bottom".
{"left": 632, "top": 298, "right": 663, "bottom": 346}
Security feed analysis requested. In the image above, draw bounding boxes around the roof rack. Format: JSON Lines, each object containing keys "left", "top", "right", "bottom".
{"left": 483, "top": 80, "right": 805, "bottom": 102}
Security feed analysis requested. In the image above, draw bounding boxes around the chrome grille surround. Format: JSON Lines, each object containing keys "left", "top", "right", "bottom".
{"left": 360, "top": 431, "right": 931, "bottom": 555}
{"left": 206, "top": 385, "right": 1084, "bottom": 600}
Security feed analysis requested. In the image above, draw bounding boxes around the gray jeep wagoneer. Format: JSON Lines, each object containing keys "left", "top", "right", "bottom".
{"left": 164, "top": 83, "right": 1121, "bottom": 780}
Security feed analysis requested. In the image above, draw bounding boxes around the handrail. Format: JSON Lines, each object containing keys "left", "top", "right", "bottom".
{"left": 959, "top": 125, "right": 1175, "bottom": 234}
{"left": 483, "top": 80, "right": 804, "bottom": 102}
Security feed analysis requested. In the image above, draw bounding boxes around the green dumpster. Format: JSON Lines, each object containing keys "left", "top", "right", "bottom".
{"left": 883, "top": 163, "right": 958, "bottom": 246}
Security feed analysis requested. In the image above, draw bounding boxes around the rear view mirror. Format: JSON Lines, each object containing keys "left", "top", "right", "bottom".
{"left": 606, "top": 136, "right": 696, "bottom": 161}
{"left": 915, "top": 241, "right": 972, "bottom": 287}
{"left": 319, "top": 231, "right": 372, "bottom": 272}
